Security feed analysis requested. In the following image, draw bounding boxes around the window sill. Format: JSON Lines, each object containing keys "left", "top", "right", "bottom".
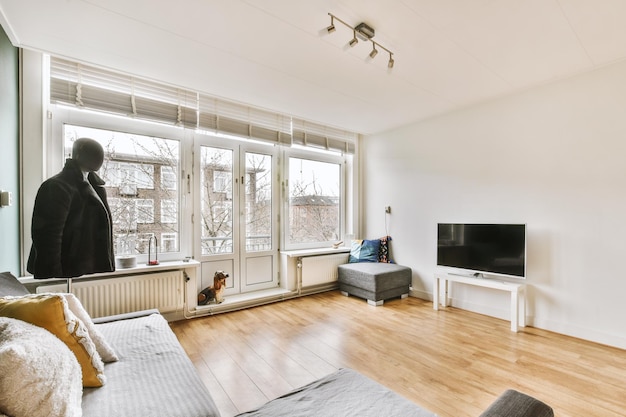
{"left": 19, "top": 259, "right": 200, "bottom": 285}
{"left": 280, "top": 247, "right": 350, "bottom": 258}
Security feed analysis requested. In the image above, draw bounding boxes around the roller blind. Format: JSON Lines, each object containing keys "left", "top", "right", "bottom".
{"left": 292, "top": 118, "right": 357, "bottom": 154}
{"left": 50, "top": 58, "right": 199, "bottom": 128}
{"left": 198, "top": 96, "right": 291, "bottom": 145}
{"left": 50, "top": 57, "right": 355, "bottom": 153}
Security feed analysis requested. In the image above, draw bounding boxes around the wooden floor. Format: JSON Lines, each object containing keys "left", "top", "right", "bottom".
{"left": 171, "top": 291, "right": 626, "bottom": 417}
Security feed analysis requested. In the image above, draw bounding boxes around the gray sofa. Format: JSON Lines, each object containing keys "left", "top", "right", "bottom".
{"left": 338, "top": 262, "right": 412, "bottom": 305}
{"left": 1, "top": 272, "right": 553, "bottom": 417}
{"left": 85, "top": 310, "right": 220, "bottom": 417}
{"left": 0, "top": 272, "right": 220, "bottom": 417}
{"left": 236, "top": 369, "right": 554, "bottom": 417}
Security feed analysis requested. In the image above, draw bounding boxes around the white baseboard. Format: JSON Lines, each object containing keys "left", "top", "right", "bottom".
{"left": 409, "top": 288, "right": 431, "bottom": 301}
{"left": 531, "top": 317, "right": 626, "bottom": 350}
{"left": 409, "top": 290, "right": 626, "bottom": 350}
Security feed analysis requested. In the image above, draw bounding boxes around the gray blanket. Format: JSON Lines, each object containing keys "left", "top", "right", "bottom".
{"left": 235, "top": 368, "right": 437, "bottom": 417}
{"left": 83, "top": 314, "right": 220, "bottom": 417}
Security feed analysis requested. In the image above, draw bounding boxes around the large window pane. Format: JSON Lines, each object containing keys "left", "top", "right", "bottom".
{"left": 200, "top": 146, "right": 233, "bottom": 255}
{"left": 245, "top": 153, "right": 272, "bottom": 252}
{"left": 64, "top": 125, "right": 180, "bottom": 256}
{"left": 288, "top": 157, "right": 340, "bottom": 245}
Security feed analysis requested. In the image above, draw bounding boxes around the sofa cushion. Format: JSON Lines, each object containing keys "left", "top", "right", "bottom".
{"left": 0, "top": 271, "right": 29, "bottom": 297}
{"left": 479, "top": 389, "right": 554, "bottom": 417}
{"left": 349, "top": 239, "right": 381, "bottom": 263}
{"left": 0, "top": 317, "right": 83, "bottom": 417}
{"left": 82, "top": 313, "right": 221, "bottom": 417}
{"left": 63, "top": 293, "right": 118, "bottom": 363}
{"left": 0, "top": 293, "right": 106, "bottom": 387}
{"left": 378, "top": 236, "right": 392, "bottom": 263}
{"left": 338, "top": 263, "right": 412, "bottom": 292}
{"left": 235, "top": 368, "right": 435, "bottom": 417}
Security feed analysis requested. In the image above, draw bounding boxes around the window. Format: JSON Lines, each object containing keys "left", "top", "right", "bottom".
{"left": 161, "top": 233, "right": 178, "bottom": 252}
{"left": 45, "top": 57, "right": 356, "bottom": 266}
{"left": 161, "top": 166, "right": 177, "bottom": 190}
{"left": 137, "top": 165, "right": 155, "bottom": 189}
{"left": 114, "top": 232, "right": 136, "bottom": 255}
{"left": 103, "top": 162, "right": 154, "bottom": 193}
{"left": 136, "top": 233, "right": 155, "bottom": 254}
{"left": 245, "top": 152, "right": 272, "bottom": 252}
{"left": 135, "top": 199, "right": 154, "bottom": 224}
{"left": 63, "top": 124, "right": 180, "bottom": 257}
{"left": 161, "top": 199, "right": 177, "bottom": 223}
{"left": 286, "top": 155, "right": 343, "bottom": 249}
{"left": 108, "top": 198, "right": 122, "bottom": 225}
{"left": 213, "top": 171, "right": 231, "bottom": 195}
{"left": 200, "top": 146, "right": 234, "bottom": 255}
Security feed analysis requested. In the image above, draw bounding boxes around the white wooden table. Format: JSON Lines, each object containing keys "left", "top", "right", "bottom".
{"left": 433, "top": 272, "right": 525, "bottom": 332}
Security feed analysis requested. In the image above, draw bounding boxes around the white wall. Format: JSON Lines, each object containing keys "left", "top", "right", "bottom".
{"left": 362, "top": 59, "right": 626, "bottom": 349}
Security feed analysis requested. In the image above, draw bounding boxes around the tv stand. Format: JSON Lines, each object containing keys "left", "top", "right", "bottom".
{"left": 433, "top": 272, "right": 525, "bottom": 332}
{"left": 449, "top": 272, "right": 485, "bottom": 279}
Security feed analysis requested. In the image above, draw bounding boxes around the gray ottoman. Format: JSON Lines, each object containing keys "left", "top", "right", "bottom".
{"left": 338, "top": 263, "right": 412, "bottom": 306}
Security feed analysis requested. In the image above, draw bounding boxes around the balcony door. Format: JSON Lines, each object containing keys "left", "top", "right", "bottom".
{"left": 194, "top": 135, "right": 278, "bottom": 297}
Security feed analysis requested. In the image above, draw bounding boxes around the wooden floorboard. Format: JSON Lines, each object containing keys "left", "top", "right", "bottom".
{"left": 170, "top": 291, "right": 626, "bottom": 417}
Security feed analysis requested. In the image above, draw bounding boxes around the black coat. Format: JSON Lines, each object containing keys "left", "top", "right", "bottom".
{"left": 27, "top": 159, "right": 115, "bottom": 278}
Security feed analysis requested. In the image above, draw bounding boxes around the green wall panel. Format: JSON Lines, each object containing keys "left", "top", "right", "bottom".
{"left": 0, "top": 24, "right": 20, "bottom": 275}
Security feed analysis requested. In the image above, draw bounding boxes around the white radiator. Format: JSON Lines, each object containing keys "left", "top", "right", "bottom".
{"left": 37, "top": 271, "right": 184, "bottom": 318}
{"left": 300, "top": 253, "right": 349, "bottom": 287}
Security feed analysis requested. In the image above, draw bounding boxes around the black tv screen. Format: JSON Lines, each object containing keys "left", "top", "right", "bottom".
{"left": 437, "top": 223, "right": 526, "bottom": 278}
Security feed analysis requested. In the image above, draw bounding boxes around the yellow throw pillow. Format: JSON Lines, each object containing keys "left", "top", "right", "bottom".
{"left": 0, "top": 294, "right": 105, "bottom": 387}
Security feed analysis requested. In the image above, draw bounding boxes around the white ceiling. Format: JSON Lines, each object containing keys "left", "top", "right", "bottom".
{"left": 2, "top": 0, "right": 626, "bottom": 135}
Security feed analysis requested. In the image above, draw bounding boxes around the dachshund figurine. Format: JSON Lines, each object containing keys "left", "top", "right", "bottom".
{"left": 198, "top": 271, "right": 229, "bottom": 305}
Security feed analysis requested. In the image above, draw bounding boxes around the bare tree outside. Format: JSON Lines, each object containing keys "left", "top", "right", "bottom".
{"left": 199, "top": 148, "right": 273, "bottom": 255}
{"left": 245, "top": 152, "right": 272, "bottom": 251}
{"left": 64, "top": 126, "right": 341, "bottom": 256}
{"left": 64, "top": 125, "right": 180, "bottom": 256}
{"left": 288, "top": 157, "right": 340, "bottom": 244}
{"left": 200, "top": 146, "right": 233, "bottom": 255}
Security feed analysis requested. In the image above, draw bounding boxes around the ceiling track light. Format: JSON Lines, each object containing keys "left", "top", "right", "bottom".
{"left": 327, "top": 12, "right": 395, "bottom": 68}
{"left": 369, "top": 43, "right": 378, "bottom": 58}
{"left": 349, "top": 30, "right": 358, "bottom": 47}
{"left": 327, "top": 16, "right": 336, "bottom": 33}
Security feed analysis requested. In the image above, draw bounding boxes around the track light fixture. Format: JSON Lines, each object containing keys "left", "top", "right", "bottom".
{"left": 349, "top": 30, "right": 358, "bottom": 47}
{"left": 327, "top": 16, "right": 336, "bottom": 33}
{"left": 327, "top": 12, "right": 395, "bottom": 68}
{"left": 369, "top": 44, "right": 378, "bottom": 58}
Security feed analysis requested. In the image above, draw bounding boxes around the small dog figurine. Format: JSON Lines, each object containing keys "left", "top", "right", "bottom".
{"left": 198, "top": 271, "right": 229, "bottom": 305}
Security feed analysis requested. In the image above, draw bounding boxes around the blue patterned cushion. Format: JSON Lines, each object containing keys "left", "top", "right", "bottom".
{"left": 378, "top": 236, "right": 392, "bottom": 263}
{"left": 349, "top": 239, "right": 381, "bottom": 263}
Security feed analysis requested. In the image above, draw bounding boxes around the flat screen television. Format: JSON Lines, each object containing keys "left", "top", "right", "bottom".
{"left": 437, "top": 223, "right": 526, "bottom": 278}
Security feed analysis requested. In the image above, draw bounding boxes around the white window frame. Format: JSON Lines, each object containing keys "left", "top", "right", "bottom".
{"left": 19, "top": 53, "right": 358, "bottom": 275}
{"left": 282, "top": 147, "right": 349, "bottom": 251}
{"left": 46, "top": 106, "right": 190, "bottom": 263}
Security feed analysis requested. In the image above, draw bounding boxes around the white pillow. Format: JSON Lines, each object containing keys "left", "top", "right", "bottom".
{"left": 0, "top": 294, "right": 106, "bottom": 387}
{"left": 0, "top": 317, "right": 83, "bottom": 417}
{"left": 62, "top": 293, "right": 119, "bottom": 363}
